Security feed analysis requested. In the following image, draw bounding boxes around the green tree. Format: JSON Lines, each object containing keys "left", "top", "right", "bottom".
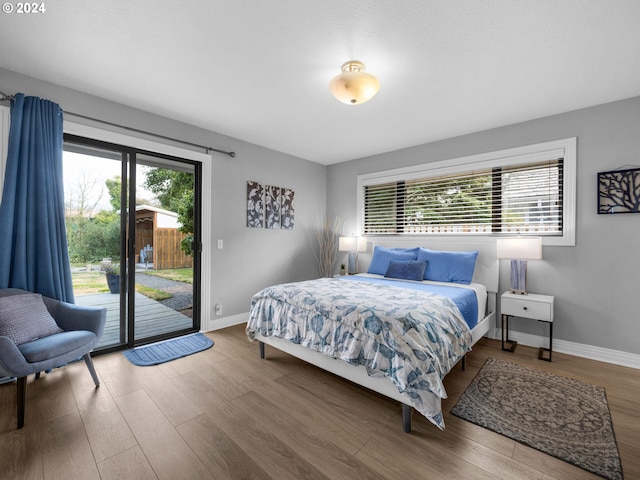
{"left": 404, "top": 174, "right": 492, "bottom": 227}
{"left": 76, "top": 211, "right": 121, "bottom": 262}
{"left": 65, "top": 171, "right": 105, "bottom": 263}
{"left": 144, "top": 169, "right": 195, "bottom": 255}
{"left": 105, "top": 176, "right": 121, "bottom": 211}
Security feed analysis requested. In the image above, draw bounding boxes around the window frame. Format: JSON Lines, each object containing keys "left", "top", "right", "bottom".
{"left": 357, "top": 137, "right": 576, "bottom": 246}
{"left": 63, "top": 121, "right": 214, "bottom": 330}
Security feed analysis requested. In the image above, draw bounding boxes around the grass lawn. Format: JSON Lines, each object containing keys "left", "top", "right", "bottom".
{"left": 134, "top": 284, "right": 173, "bottom": 301}
{"left": 72, "top": 271, "right": 173, "bottom": 300}
{"left": 72, "top": 272, "right": 110, "bottom": 295}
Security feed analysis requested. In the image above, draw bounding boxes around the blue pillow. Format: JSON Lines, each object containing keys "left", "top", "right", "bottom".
{"left": 367, "top": 246, "right": 420, "bottom": 275}
{"left": 384, "top": 260, "right": 427, "bottom": 282}
{"left": 416, "top": 248, "right": 479, "bottom": 284}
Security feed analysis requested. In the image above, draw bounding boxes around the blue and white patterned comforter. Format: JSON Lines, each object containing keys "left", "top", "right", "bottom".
{"left": 246, "top": 277, "right": 473, "bottom": 429}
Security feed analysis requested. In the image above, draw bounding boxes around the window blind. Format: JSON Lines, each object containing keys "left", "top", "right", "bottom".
{"left": 363, "top": 159, "right": 563, "bottom": 236}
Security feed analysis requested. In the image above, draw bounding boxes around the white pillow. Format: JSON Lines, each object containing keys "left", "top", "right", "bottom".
{"left": 0, "top": 293, "right": 62, "bottom": 345}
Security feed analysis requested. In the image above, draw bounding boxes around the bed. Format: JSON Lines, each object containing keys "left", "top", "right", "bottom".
{"left": 245, "top": 240, "right": 498, "bottom": 432}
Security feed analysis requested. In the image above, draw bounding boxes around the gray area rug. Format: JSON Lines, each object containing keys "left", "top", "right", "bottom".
{"left": 451, "top": 358, "right": 623, "bottom": 480}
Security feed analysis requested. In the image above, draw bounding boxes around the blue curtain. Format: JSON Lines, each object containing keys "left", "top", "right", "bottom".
{"left": 0, "top": 93, "right": 74, "bottom": 302}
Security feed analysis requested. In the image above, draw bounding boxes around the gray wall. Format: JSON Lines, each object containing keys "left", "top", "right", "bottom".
{"left": 328, "top": 96, "right": 640, "bottom": 356}
{"left": 208, "top": 140, "right": 327, "bottom": 321}
{"left": 0, "top": 68, "right": 327, "bottom": 326}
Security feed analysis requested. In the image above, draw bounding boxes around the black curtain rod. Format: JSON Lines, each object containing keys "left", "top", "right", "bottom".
{"left": 0, "top": 91, "right": 236, "bottom": 158}
{"left": 66, "top": 111, "right": 236, "bottom": 158}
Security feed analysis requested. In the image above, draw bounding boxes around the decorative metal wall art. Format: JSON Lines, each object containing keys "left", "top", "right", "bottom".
{"left": 247, "top": 181, "right": 295, "bottom": 229}
{"left": 598, "top": 167, "right": 640, "bottom": 214}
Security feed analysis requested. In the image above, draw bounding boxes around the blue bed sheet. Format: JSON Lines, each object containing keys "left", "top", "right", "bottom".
{"left": 338, "top": 275, "right": 479, "bottom": 329}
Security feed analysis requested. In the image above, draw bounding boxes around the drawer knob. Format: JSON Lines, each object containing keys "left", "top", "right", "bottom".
{"left": 523, "top": 306, "right": 528, "bottom": 310}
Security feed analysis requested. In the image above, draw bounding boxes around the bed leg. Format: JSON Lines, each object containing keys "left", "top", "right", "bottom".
{"left": 259, "top": 341, "right": 265, "bottom": 359}
{"left": 461, "top": 354, "right": 466, "bottom": 371}
{"left": 402, "top": 404, "right": 412, "bottom": 433}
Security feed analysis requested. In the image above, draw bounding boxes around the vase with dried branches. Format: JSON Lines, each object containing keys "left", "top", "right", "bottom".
{"left": 312, "top": 216, "right": 344, "bottom": 277}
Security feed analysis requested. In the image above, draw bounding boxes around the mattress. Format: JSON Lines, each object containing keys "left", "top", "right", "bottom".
{"left": 341, "top": 273, "right": 487, "bottom": 328}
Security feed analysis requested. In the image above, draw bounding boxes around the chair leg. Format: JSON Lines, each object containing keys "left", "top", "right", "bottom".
{"left": 83, "top": 353, "right": 100, "bottom": 387}
{"left": 17, "top": 376, "right": 27, "bottom": 429}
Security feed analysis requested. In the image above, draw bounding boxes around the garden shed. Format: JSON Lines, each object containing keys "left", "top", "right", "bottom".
{"left": 135, "top": 205, "right": 191, "bottom": 270}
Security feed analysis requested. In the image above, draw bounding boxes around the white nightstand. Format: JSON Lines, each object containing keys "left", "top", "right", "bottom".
{"left": 501, "top": 291, "right": 555, "bottom": 361}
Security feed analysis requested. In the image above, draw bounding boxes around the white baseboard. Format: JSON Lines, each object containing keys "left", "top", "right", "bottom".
{"left": 490, "top": 328, "right": 640, "bottom": 370}
{"left": 202, "top": 312, "right": 249, "bottom": 332}
{"left": 203, "top": 316, "right": 640, "bottom": 370}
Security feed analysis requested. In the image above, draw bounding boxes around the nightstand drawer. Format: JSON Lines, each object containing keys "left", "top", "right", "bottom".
{"left": 501, "top": 296, "right": 552, "bottom": 321}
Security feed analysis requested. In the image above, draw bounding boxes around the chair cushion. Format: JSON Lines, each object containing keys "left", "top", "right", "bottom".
{"left": 17, "top": 330, "right": 97, "bottom": 363}
{"left": 0, "top": 293, "right": 62, "bottom": 345}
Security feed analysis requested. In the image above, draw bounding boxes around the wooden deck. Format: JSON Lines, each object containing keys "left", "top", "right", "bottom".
{"left": 75, "top": 293, "right": 194, "bottom": 348}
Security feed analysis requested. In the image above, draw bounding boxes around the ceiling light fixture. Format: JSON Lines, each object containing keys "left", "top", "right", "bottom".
{"left": 329, "top": 61, "right": 380, "bottom": 105}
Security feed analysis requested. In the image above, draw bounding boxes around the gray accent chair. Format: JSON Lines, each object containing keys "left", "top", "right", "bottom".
{"left": 0, "top": 288, "right": 106, "bottom": 429}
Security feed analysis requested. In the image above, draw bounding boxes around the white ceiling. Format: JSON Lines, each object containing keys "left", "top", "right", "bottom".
{"left": 1, "top": 1, "right": 639, "bottom": 165}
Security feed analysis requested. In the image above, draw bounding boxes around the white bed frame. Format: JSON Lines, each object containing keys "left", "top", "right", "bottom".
{"left": 254, "top": 239, "right": 498, "bottom": 432}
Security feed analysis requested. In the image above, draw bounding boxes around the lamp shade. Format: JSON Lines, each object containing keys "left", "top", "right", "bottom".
{"left": 496, "top": 237, "right": 542, "bottom": 260}
{"left": 339, "top": 236, "right": 366, "bottom": 252}
{"left": 329, "top": 61, "right": 380, "bottom": 105}
{"left": 339, "top": 236, "right": 357, "bottom": 252}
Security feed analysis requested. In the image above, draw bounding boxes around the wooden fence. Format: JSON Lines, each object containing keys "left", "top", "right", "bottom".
{"left": 152, "top": 228, "right": 192, "bottom": 270}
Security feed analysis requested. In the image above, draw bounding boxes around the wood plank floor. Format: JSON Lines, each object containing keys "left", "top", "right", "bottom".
{"left": 1, "top": 324, "right": 638, "bottom": 480}
{"left": 76, "top": 293, "right": 193, "bottom": 348}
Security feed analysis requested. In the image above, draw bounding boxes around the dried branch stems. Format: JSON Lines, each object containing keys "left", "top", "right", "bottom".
{"left": 312, "top": 216, "right": 344, "bottom": 278}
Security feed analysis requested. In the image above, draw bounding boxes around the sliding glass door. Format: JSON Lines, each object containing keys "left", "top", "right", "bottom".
{"left": 130, "top": 153, "right": 200, "bottom": 343}
{"left": 63, "top": 135, "right": 201, "bottom": 351}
